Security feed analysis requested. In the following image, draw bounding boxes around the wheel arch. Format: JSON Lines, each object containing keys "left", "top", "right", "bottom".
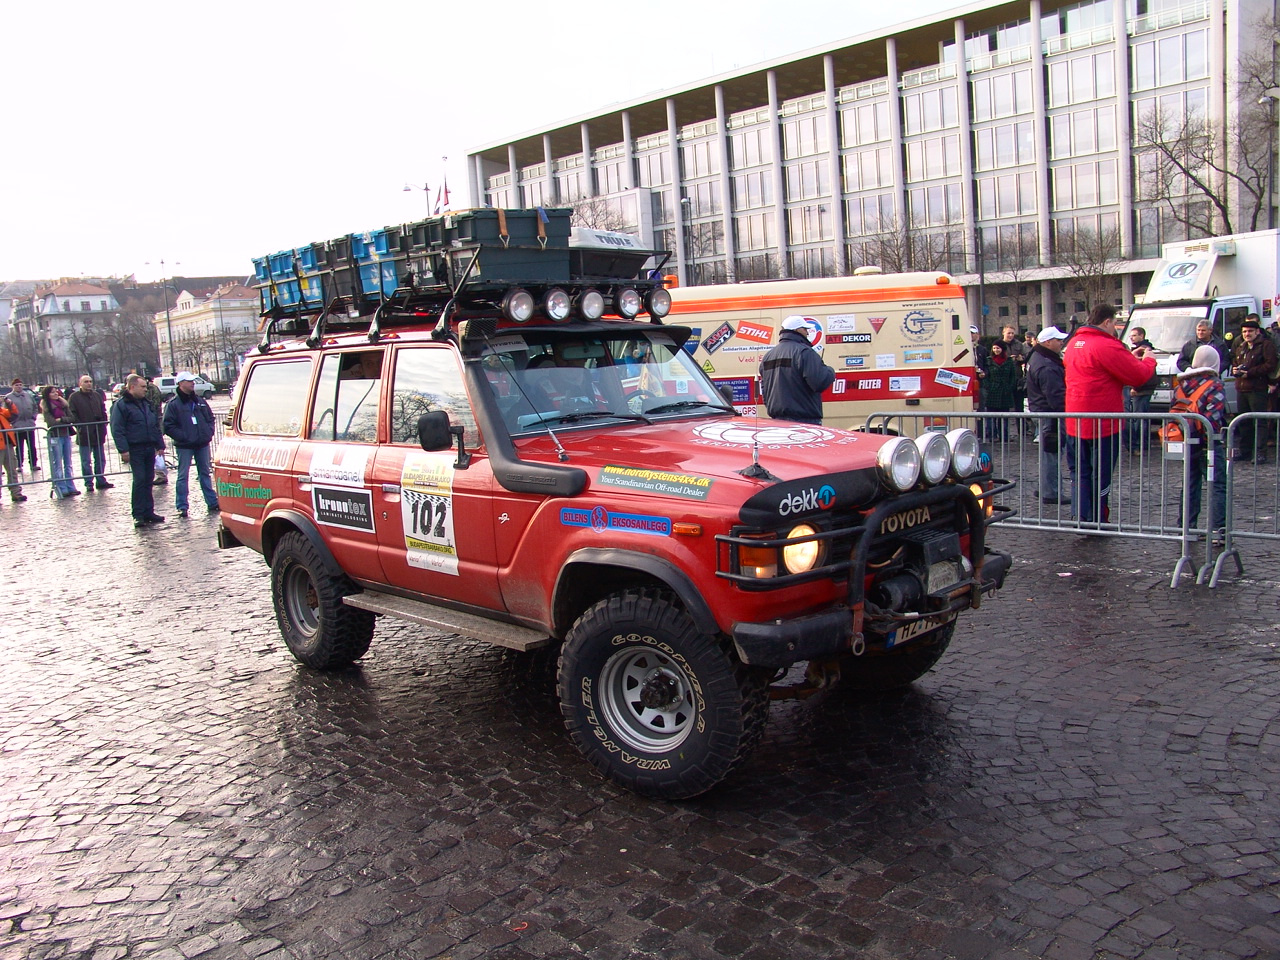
{"left": 551, "top": 548, "right": 719, "bottom": 639}
{"left": 261, "top": 509, "right": 342, "bottom": 577}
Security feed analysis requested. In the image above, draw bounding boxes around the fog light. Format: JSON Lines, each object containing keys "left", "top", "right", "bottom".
{"left": 616, "top": 287, "right": 642, "bottom": 318}
{"left": 542, "top": 288, "right": 571, "bottom": 321}
{"left": 501, "top": 288, "right": 534, "bottom": 323}
{"left": 781, "top": 523, "right": 825, "bottom": 574}
{"left": 645, "top": 287, "right": 672, "bottom": 318}
{"left": 577, "top": 288, "right": 605, "bottom": 320}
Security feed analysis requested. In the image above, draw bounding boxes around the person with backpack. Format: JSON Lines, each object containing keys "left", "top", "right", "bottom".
{"left": 1164, "top": 344, "right": 1228, "bottom": 542}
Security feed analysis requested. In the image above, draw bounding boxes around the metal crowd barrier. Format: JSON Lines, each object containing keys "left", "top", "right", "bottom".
{"left": 1208, "top": 411, "right": 1280, "bottom": 586}
{"left": 863, "top": 410, "right": 1217, "bottom": 587}
{"left": 2, "top": 417, "right": 228, "bottom": 499}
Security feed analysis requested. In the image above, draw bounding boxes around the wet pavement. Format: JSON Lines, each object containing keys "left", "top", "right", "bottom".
{"left": 1, "top": 490, "right": 1277, "bottom": 960}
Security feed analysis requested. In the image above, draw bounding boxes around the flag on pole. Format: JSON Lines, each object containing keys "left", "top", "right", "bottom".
{"left": 433, "top": 187, "right": 443, "bottom": 216}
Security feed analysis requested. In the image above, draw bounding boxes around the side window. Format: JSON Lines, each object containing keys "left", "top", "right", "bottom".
{"left": 238, "top": 359, "right": 313, "bottom": 436}
{"left": 1221, "top": 306, "right": 1248, "bottom": 345}
{"left": 310, "top": 351, "right": 382, "bottom": 443}
{"left": 389, "top": 347, "right": 478, "bottom": 444}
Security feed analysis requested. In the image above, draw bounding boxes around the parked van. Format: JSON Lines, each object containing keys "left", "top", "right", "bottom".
{"left": 668, "top": 271, "right": 978, "bottom": 432}
{"left": 155, "top": 374, "right": 215, "bottom": 398}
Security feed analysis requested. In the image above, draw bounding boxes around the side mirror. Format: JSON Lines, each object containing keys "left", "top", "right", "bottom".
{"left": 417, "top": 410, "right": 472, "bottom": 468}
{"left": 417, "top": 411, "right": 452, "bottom": 450}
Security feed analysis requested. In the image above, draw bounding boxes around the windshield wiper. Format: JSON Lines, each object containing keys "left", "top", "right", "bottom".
{"left": 642, "top": 400, "right": 729, "bottom": 415}
{"left": 533, "top": 410, "right": 652, "bottom": 426}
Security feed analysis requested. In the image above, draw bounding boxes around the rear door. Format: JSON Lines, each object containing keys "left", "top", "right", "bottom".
{"left": 371, "top": 344, "right": 502, "bottom": 611}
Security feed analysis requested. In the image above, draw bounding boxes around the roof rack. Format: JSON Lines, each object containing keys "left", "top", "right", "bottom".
{"left": 251, "top": 208, "right": 672, "bottom": 352}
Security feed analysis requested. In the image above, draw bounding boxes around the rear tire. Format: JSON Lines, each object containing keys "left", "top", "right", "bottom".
{"left": 838, "top": 621, "right": 956, "bottom": 692}
{"left": 558, "top": 588, "right": 769, "bottom": 799}
{"left": 270, "top": 531, "right": 374, "bottom": 669}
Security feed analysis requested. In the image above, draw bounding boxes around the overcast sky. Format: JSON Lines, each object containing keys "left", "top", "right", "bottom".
{"left": 2, "top": 0, "right": 960, "bottom": 284}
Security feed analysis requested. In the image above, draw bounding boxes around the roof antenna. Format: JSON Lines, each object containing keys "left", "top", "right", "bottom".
{"left": 737, "top": 373, "right": 780, "bottom": 481}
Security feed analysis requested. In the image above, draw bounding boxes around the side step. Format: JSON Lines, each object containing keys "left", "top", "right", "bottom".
{"left": 343, "top": 590, "right": 553, "bottom": 652}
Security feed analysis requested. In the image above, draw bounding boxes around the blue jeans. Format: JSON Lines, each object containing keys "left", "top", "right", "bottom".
{"left": 1072, "top": 432, "right": 1120, "bottom": 523}
{"left": 46, "top": 433, "right": 77, "bottom": 496}
{"left": 175, "top": 445, "right": 218, "bottom": 512}
{"left": 78, "top": 440, "right": 107, "bottom": 487}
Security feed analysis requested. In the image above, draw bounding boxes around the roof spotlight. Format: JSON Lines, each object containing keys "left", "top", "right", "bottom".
{"left": 501, "top": 288, "right": 535, "bottom": 323}
{"left": 542, "top": 287, "right": 571, "bottom": 321}
{"left": 645, "top": 286, "right": 672, "bottom": 318}
{"left": 577, "top": 288, "right": 605, "bottom": 320}
{"left": 615, "top": 287, "right": 642, "bottom": 319}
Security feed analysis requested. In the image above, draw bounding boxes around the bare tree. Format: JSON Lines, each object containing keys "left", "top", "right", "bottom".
{"left": 569, "top": 197, "right": 630, "bottom": 232}
{"left": 1054, "top": 223, "right": 1125, "bottom": 315}
{"left": 1133, "top": 88, "right": 1272, "bottom": 235}
{"left": 851, "top": 218, "right": 954, "bottom": 274}
{"left": 62, "top": 317, "right": 104, "bottom": 382}
{"left": 96, "top": 300, "right": 163, "bottom": 380}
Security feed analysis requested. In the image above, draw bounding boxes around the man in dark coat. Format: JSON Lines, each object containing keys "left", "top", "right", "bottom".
{"left": 1025, "top": 326, "right": 1074, "bottom": 504}
{"left": 1176, "top": 320, "right": 1230, "bottom": 372}
{"left": 760, "top": 316, "right": 835, "bottom": 425}
{"left": 162, "top": 372, "right": 220, "bottom": 518}
{"left": 66, "top": 374, "right": 114, "bottom": 490}
{"left": 110, "top": 374, "right": 167, "bottom": 526}
{"left": 1229, "top": 315, "right": 1278, "bottom": 463}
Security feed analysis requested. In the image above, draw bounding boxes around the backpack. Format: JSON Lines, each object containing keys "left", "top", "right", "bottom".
{"left": 1157, "top": 377, "right": 1215, "bottom": 445}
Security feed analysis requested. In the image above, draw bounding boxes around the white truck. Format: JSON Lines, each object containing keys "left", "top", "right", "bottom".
{"left": 1123, "top": 229, "right": 1280, "bottom": 411}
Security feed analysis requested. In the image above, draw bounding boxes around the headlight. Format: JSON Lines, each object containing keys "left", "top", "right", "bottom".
{"left": 781, "top": 523, "right": 825, "bottom": 574}
{"left": 876, "top": 436, "right": 921, "bottom": 491}
{"left": 946, "top": 428, "right": 981, "bottom": 478}
{"left": 915, "top": 431, "right": 951, "bottom": 485}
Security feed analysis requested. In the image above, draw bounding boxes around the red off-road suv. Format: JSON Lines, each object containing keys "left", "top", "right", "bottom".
{"left": 216, "top": 210, "right": 1011, "bottom": 799}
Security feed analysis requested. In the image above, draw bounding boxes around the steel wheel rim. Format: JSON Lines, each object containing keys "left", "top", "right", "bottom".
{"left": 284, "top": 566, "right": 320, "bottom": 637}
{"left": 598, "top": 643, "right": 697, "bottom": 752}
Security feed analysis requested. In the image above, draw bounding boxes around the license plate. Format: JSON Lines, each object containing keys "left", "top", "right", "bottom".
{"left": 886, "top": 612, "right": 957, "bottom": 649}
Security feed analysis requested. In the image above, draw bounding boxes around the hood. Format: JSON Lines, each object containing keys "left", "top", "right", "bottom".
{"left": 512, "top": 416, "right": 887, "bottom": 517}
{"left": 1177, "top": 366, "right": 1219, "bottom": 380}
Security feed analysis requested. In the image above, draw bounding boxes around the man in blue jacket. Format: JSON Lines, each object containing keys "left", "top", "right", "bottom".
{"left": 163, "top": 372, "right": 220, "bottom": 519}
{"left": 109, "top": 374, "right": 167, "bottom": 527}
{"left": 760, "top": 316, "right": 836, "bottom": 425}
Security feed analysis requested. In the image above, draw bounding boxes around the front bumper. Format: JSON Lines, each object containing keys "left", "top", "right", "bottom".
{"left": 730, "top": 483, "right": 1013, "bottom": 669}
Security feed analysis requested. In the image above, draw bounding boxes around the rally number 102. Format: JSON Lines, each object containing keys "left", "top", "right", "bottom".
{"left": 411, "top": 497, "right": 448, "bottom": 540}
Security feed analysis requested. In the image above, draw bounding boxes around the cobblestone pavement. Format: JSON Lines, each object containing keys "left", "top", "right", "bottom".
{"left": 1, "top": 494, "right": 1277, "bottom": 960}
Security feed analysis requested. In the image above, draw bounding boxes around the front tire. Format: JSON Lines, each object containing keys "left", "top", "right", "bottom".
{"left": 837, "top": 621, "right": 956, "bottom": 692}
{"left": 270, "top": 531, "right": 374, "bottom": 669}
{"left": 558, "top": 588, "right": 769, "bottom": 800}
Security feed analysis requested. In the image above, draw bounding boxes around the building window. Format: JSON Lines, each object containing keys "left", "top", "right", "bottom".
{"left": 680, "top": 139, "right": 720, "bottom": 179}
{"left": 908, "top": 183, "right": 965, "bottom": 228}
{"left": 905, "top": 135, "right": 962, "bottom": 182}
{"left": 732, "top": 170, "right": 774, "bottom": 209}
{"left": 786, "top": 204, "right": 833, "bottom": 243}
{"left": 784, "top": 158, "right": 830, "bottom": 201}
{"left": 734, "top": 212, "right": 776, "bottom": 251}
{"left": 974, "top": 120, "right": 1037, "bottom": 170}
{"left": 845, "top": 193, "right": 896, "bottom": 236}
{"left": 902, "top": 87, "right": 960, "bottom": 136}
{"left": 840, "top": 101, "right": 891, "bottom": 147}
{"left": 971, "top": 69, "right": 1033, "bottom": 122}
{"left": 781, "top": 114, "right": 827, "bottom": 159}
{"left": 730, "top": 127, "right": 774, "bottom": 168}
{"left": 1048, "top": 51, "right": 1114, "bottom": 106}
{"left": 842, "top": 147, "right": 894, "bottom": 192}
{"left": 977, "top": 172, "right": 1038, "bottom": 218}
{"left": 637, "top": 151, "right": 671, "bottom": 188}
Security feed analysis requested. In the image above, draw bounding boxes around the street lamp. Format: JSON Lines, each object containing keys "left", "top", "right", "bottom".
{"left": 403, "top": 182, "right": 430, "bottom": 213}
{"left": 146, "top": 259, "right": 178, "bottom": 374}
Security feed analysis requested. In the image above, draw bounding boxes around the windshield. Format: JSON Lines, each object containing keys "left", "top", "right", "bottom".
{"left": 1123, "top": 305, "right": 1209, "bottom": 353}
{"left": 477, "top": 329, "right": 733, "bottom": 434}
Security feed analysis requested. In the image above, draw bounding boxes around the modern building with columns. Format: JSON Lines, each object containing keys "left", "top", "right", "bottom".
{"left": 466, "top": 0, "right": 1275, "bottom": 332}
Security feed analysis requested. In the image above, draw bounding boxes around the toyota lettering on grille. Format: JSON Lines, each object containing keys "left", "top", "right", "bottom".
{"left": 879, "top": 506, "right": 931, "bottom": 534}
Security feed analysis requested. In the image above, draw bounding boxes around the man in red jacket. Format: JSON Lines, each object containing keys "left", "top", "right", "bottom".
{"left": 1064, "top": 304, "right": 1157, "bottom": 523}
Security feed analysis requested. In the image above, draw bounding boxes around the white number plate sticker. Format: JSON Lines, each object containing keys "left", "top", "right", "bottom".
{"left": 886, "top": 612, "right": 957, "bottom": 649}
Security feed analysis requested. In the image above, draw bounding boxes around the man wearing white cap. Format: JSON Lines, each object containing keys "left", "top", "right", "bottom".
{"left": 162, "top": 373, "right": 219, "bottom": 518}
{"left": 1025, "top": 326, "right": 1073, "bottom": 505}
{"left": 760, "top": 316, "right": 835, "bottom": 425}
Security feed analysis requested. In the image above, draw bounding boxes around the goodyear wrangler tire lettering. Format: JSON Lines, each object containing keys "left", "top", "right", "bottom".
{"left": 270, "top": 531, "right": 375, "bottom": 670}
{"left": 558, "top": 587, "right": 770, "bottom": 800}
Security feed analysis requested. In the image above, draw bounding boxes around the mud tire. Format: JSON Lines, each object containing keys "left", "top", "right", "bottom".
{"left": 270, "top": 531, "right": 374, "bottom": 669}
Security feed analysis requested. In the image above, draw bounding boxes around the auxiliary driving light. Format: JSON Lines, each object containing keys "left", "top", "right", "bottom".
{"left": 542, "top": 288, "right": 571, "bottom": 321}
{"left": 781, "top": 523, "right": 826, "bottom": 574}
{"left": 501, "top": 288, "right": 535, "bottom": 323}
{"left": 576, "top": 288, "right": 605, "bottom": 320}
{"left": 945, "top": 428, "right": 981, "bottom": 478}
{"left": 645, "top": 286, "right": 672, "bottom": 318}
{"left": 615, "top": 287, "right": 642, "bottom": 319}
{"left": 876, "top": 436, "right": 921, "bottom": 491}
{"left": 915, "top": 431, "right": 952, "bottom": 486}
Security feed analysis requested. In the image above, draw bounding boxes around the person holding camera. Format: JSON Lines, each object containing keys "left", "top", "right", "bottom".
{"left": 1230, "top": 315, "right": 1277, "bottom": 464}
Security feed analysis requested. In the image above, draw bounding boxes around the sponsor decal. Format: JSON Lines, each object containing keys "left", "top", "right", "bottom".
{"left": 716, "top": 378, "right": 755, "bottom": 403}
{"left": 217, "top": 437, "right": 293, "bottom": 470}
{"left": 691, "top": 421, "right": 850, "bottom": 449}
{"left": 309, "top": 446, "right": 369, "bottom": 487}
{"left": 778, "top": 484, "right": 837, "bottom": 515}
{"left": 875, "top": 354, "right": 896, "bottom": 369}
{"left": 217, "top": 479, "right": 272, "bottom": 501}
{"left": 936, "top": 368, "right": 971, "bottom": 391}
{"left": 867, "top": 316, "right": 888, "bottom": 333}
{"left": 903, "top": 349, "right": 933, "bottom": 363}
{"left": 401, "top": 453, "right": 459, "bottom": 575}
{"left": 880, "top": 505, "right": 932, "bottom": 534}
{"left": 857, "top": 378, "right": 883, "bottom": 390}
{"left": 702, "top": 322, "right": 734, "bottom": 355}
{"left": 735, "top": 321, "right": 772, "bottom": 344}
{"left": 843, "top": 356, "right": 867, "bottom": 368}
{"left": 832, "top": 378, "right": 847, "bottom": 394}
{"left": 901, "top": 310, "right": 942, "bottom": 343}
{"left": 828, "top": 332, "right": 873, "bottom": 345}
{"left": 825, "top": 313, "right": 859, "bottom": 333}
{"left": 682, "top": 328, "right": 701, "bottom": 355}
{"left": 313, "top": 485, "right": 374, "bottom": 531}
{"left": 597, "top": 465, "right": 714, "bottom": 500}
{"left": 560, "top": 505, "right": 672, "bottom": 536}
{"left": 889, "top": 376, "right": 922, "bottom": 392}
{"left": 952, "top": 348, "right": 970, "bottom": 363}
